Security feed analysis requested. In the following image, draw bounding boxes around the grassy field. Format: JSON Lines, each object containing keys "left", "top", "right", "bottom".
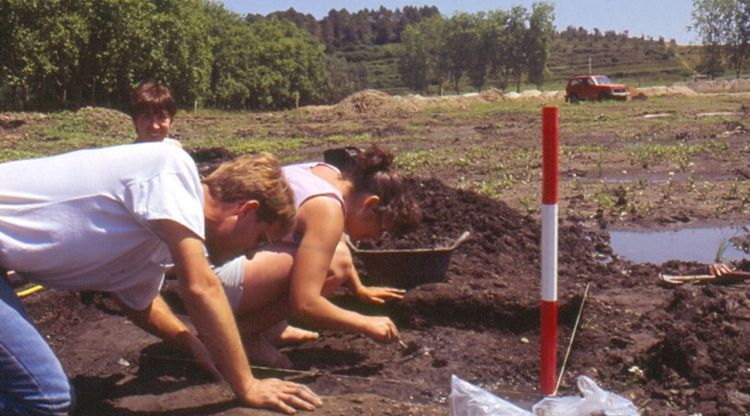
{"left": 3, "top": 89, "right": 749, "bottom": 226}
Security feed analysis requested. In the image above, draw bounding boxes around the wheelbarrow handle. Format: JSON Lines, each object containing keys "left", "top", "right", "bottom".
{"left": 726, "top": 270, "right": 750, "bottom": 278}
{"left": 450, "top": 231, "right": 471, "bottom": 249}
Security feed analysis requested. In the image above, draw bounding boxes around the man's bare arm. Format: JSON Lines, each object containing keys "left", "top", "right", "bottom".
{"left": 153, "top": 219, "right": 321, "bottom": 414}
{"left": 117, "top": 294, "right": 222, "bottom": 379}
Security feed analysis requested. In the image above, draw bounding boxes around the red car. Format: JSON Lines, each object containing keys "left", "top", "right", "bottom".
{"left": 565, "top": 75, "right": 630, "bottom": 103}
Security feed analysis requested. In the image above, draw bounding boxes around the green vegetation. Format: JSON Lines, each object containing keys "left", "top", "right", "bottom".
{"left": 690, "top": 0, "right": 750, "bottom": 78}
{"left": 397, "top": 5, "right": 555, "bottom": 94}
{"left": 2, "top": 0, "right": 736, "bottom": 114}
{"left": 0, "top": 1, "right": 331, "bottom": 111}
{"left": 627, "top": 140, "right": 729, "bottom": 170}
{"left": 2, "top": 89, "right": 750, "bottom": 222}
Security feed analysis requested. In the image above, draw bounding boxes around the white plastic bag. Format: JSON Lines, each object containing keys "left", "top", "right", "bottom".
{"left": 450, "top": 375, "right": 533, "bottom": 416}
{"left": 449, "top": 374, "right": 639, "bottom": 416}
{"left": 532, "top": 376, "right": 639, "bottom": 416}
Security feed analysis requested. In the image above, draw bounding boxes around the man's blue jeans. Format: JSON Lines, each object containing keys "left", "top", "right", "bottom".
{"left": 0, "top": 270, "right": 74, "bottom": 415}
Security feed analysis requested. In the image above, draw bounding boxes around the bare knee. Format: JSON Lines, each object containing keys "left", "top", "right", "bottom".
{"left": 323, "top": 255, "right": 354, "bottom": 297}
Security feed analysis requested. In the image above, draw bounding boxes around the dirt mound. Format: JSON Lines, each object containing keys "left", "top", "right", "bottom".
{"left": 639, "top": 282, "right": 750, "bottom": 415}
{"left": 360, "top": 177, "right": 610, "bottom": 328}
{"left": 0, "top": 111, "right": 47, "bottom": 125}
{"left": 0, "top": 112, "right": 47, "bottom": 140}
{"left": 503, "top": 90, "right": 564, "bottom": 101}
{"left": 638, "top": 85, "right": 698, "bottom": 97}
{"left": 479, "top": 88, "right": 506, "bottom": 102}
{"left": 310, "top": 88, "right": 565, "bottom": 119}
{"left": 680, "top": 78, "right": 750, "bottom": 93}
{"left": 332, "top": 90, "right": 421, "bottom": 117}
{"left": 77, "top": 106, "right": 132, "bottom": 132}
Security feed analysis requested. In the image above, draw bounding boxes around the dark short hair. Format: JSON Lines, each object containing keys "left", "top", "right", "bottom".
{"left": 130, "top": 80, "right": 176, "bottom": 122}
{"left": 336, "top": 145, "right": 422, "bottom": 232}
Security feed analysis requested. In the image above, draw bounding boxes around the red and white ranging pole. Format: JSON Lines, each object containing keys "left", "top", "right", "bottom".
{"left": 540, "top": 105, "right": 559, "bottom": 395}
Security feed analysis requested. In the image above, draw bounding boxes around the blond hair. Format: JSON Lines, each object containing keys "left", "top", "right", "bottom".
{"left": 203, "top": 153, "right": 295, "bottom": 233}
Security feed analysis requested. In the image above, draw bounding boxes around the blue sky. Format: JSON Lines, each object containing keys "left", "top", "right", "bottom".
{"left": 221, "top": 1, "right": 697, "bottom": 45}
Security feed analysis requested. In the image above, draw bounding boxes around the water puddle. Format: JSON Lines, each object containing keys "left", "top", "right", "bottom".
{"left": 609, "top": 224, "right": 749, "bottom": 264}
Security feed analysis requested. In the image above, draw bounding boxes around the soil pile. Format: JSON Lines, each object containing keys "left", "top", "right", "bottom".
{"left": 639, "top": 279, "right": 750, "bottom": 415}
{"left": 679, "top": 78, "right": 750, "bottom": 93}
{"left": 332, "top": 89, "right": 422, "bottom": 117}
{"left": 367, "top": 176, "right": 608, "bottom": 285}
{"left": 638, "top": 85, "right": 698, "bottom": 97}
{"left": 0, "top": 112, "right": 46, "bottom": 141}
{"left": 77, "top": 106, "right": 131, "bottom": 130}
{"left": 312, "top": 89, "right": 565, "bottom": 119}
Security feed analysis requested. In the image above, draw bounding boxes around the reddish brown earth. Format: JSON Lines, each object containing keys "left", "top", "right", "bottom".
{"left": 18, "top": 172, "right": 750, "bottom": 416}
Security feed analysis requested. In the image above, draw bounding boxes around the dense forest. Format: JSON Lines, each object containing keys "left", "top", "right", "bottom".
{"left": 0, "top": 0, "right": 556, "bottom": 111}
{"left": 0, "top": 0, "right": 696, "bottom": 112}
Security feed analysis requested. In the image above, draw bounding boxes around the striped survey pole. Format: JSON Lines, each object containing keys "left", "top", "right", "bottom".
{"left": 540, "top": 105, "right": 559, "bottom": 395}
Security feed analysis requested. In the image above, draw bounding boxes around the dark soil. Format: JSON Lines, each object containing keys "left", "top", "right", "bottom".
{"left": 19, "top": 171, "right": 750, "bottom": 415}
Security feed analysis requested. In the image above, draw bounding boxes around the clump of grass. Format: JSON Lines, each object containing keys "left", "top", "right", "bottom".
{"left": 0, "top": 148, "right": 41, "bottom": 163}
{"left": 714, "top": 240, "right": 730, "bottom": 263}
{"left": 395, "top": 150, "right": 436, "bottom": 175}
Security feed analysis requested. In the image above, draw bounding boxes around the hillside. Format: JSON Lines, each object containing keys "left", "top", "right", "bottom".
{"left": 334, "top": 31, "right": 702, "bottom": 93}
{"left": 547, "top": 30, "right": 701, "bottom": 88}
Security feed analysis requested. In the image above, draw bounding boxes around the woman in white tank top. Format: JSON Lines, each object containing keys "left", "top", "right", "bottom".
{"left": 214, "top": 145, "right": 421, "bottom": 368}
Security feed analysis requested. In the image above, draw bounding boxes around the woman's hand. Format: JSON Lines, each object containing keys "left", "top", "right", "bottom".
{"left": 240, "top": 378, "right": 322, "bottom": 415}
{"left": 355, "top": 285, "right": 406, "bottom": 305}
{"left": 362, "top": 316, "right": 400, "bottom": 343}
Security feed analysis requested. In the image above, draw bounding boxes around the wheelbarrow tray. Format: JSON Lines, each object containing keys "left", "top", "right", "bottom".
{"left": 348, "top": 231, "right": 470, "bottom": 288}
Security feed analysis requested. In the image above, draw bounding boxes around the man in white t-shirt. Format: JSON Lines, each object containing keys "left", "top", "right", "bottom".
{"left": 0, "top": 142, "right": 321, "bottom": 415}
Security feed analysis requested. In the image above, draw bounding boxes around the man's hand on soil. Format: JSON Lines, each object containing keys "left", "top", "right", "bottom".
{"left": 242, "top": 378, "right": 322, "bottom": 414}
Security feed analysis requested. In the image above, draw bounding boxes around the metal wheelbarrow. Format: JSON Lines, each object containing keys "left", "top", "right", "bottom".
{"left": 347, "top": 231, "right": 471, "bottom": 289}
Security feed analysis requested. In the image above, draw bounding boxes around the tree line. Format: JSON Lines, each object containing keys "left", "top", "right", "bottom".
{"left": 692, "top": 0, "right": 750, "bottom": 78}
{"left": 261, "top": 6, "right": 441, "bottom": 50}
{"left": 0, "top": 0, "right": 337, "bottom": 111}
{"left": 0, "top": 1, "right": 554, "bottom": 111}
{"left": 398, "top": 4, "right": 555, "bottom": 94}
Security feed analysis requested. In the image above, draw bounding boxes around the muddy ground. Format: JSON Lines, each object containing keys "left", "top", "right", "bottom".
{"left": 5, "top": 87, "right": 750, "bottom": 415}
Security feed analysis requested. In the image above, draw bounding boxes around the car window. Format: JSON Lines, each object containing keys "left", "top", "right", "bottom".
{"left": 594, "top": 76, "right": 613, "bottom": 85}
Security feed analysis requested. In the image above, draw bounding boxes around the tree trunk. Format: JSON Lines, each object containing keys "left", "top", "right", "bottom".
{"left": 91, "top": 76, "right": 96, "bottom": 107}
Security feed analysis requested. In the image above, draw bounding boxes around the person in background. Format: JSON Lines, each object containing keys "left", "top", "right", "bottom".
{"left": 130, "top": 79, "right": 181, "bottom": 147}
{"left": 214, "top": 145, "right": 421, "bottom": 367}
{"left": 0, "top": 143, "right": 321, "bottom": 415}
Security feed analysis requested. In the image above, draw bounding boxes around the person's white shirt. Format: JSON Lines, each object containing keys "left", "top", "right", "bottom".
{"left": 0, "top": 142, "right": 204, "bottom": 310}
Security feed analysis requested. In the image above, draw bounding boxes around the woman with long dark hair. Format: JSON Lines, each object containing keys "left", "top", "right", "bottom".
{"left": 214, "top": 145, "right": 421, "bottom": 367}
